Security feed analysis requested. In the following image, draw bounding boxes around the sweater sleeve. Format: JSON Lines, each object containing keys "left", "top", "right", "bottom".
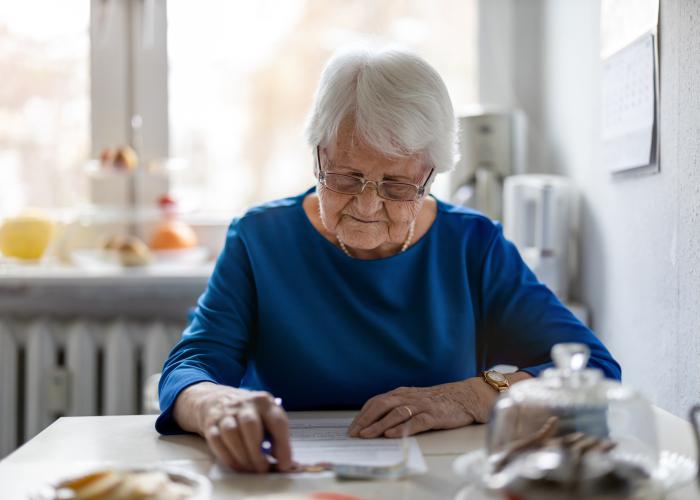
{"left": 477, "top": 222, "right": 621, "bottom": 380}
{"left": 155, "top": 219, "right": 257, "bottom": 434}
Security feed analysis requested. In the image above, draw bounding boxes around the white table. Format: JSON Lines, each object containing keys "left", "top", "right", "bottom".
{"left": 1, "top": 408, "right": 698, "bottom": 499}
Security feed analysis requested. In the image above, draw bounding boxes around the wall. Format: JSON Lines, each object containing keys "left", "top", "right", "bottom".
{"left": 488, "top": 0, "right": 700, "bottom": 417}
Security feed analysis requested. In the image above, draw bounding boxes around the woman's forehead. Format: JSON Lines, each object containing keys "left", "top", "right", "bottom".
{"left": 329, "top": 128, "right": 425, "bottom": 176}
{"left": 331, "top": 147, "right": 425, "bottom": 179}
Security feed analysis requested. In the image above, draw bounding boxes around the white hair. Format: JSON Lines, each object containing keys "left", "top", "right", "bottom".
{"left": 304, "top": 46, "right": 458, "bottom": 173}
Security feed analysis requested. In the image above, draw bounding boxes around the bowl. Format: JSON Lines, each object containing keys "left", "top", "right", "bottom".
{"left": 30, "top": 466, "right": 211, "bottom": 500}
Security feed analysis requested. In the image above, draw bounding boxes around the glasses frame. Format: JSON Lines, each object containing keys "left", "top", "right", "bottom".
{"left": 315, "top": 145, "right": 434, "bottom": 202}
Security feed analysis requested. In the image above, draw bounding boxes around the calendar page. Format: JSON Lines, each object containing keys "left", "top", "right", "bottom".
{"left": 601, "top": 32, "right": 657, "bottom": 173}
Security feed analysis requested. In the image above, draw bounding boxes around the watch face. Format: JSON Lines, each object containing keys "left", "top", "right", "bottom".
{"left": 488, "top": 371, "right": 506, "bottom": 383}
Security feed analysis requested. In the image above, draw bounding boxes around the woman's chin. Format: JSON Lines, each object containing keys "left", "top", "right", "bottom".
{"left": 339, "top": 231, "right": 386, "bottom": 250}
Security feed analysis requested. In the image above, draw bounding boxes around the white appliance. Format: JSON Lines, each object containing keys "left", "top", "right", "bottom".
{"left": 503, "top": 175, "right": 577, "bottom": 301}
{"left": 450, "top": 108, "right": 526, "bottom": 220}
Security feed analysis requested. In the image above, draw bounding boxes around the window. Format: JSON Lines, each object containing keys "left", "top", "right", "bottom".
{"left": 167, "top": 0, "right": 478, "bottom": 214}
{"left": 0, "top": 1, "right": 477, "bottom": 217}
{"left": 0, "top": 1, "right": 90, "bottom": 215}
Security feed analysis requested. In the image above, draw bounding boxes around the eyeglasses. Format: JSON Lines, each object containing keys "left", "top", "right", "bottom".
{"left": 316, "top": 146, "right": 434, "bottom": 202}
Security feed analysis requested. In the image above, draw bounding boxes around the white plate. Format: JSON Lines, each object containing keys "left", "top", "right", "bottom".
{"left": 453, "top": 448, "right": 697, "bottom": 496}
{"left": 152, "top": 246, "right": 209, "bottom": 264}
{"left": 71, "top": 247, "right": 208, "bottom": 270}
{"left": 30, "top": 466, "right": 211, "bottom": 499}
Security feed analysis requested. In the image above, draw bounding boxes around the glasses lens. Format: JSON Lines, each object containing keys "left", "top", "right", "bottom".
{"left": 380, "top": 183, "right": 419, "bottom": 201}
{"left": 324, "top": 173, "right": 364, "bottom": 194}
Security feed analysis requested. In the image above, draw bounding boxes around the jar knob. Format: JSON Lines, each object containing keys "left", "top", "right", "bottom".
{"left": 552, "top": 343, "right": 590, "bottom": 372}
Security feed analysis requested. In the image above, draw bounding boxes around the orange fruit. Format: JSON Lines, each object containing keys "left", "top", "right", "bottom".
{"left": 150, "top": 220, "right": 197, "bottom": 250}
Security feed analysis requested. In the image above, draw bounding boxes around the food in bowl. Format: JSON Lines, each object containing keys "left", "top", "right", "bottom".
{"left": 34, "top": 468, "right": 209, "bottom": 500}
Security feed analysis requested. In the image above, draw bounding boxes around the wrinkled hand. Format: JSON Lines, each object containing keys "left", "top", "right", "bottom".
{"left": 348, "top": 379, "right": 497, "bottom": 439}
{"left": 174, "top": 382, "right": 295, "bottom": 473}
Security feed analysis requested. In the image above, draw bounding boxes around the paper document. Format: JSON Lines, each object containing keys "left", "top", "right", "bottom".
{"left": 289, "top": 417, "right": 426, "bottom": 474}
{"left": 209, "top": 416, "right": 427, "bottom": 478}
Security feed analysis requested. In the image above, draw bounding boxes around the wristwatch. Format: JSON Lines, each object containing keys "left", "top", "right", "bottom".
{"left": 482, "top": 370, "right": 510, "bottom": 393}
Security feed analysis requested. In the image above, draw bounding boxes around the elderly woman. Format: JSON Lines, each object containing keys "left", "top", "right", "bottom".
{"left": 156, "top": 47, "right": 620, "bottom": 474}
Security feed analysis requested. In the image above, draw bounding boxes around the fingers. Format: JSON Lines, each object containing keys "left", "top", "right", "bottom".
{"left": 349, "top": 395, "right": 401, "bottom": 437}
{"left": 237, "top": 405, "right": 270, "bottom": 473}
{"left": 358, "top": 405, "right": 415, "bottom": 438}
{"left": 204, "top": 424, "right": 243, "bottom": 471}
{"left": 218, "top": 416, "right": 252, "bottom": 471}
{"left": 259, "top": 404, "right": 294, "bottom": 471}
{"left": 249, "top": 392, "right": 295, "bottom": 471}
{"left": 197, "top": 388, "right": 297, "bottom": 474}
{"left": 210, "top": 413, "right": 263, "bottom": 473}
{"left": 384, "top": 412, "right": 436, "bottom": 438}
{"left": 203, "top": 391, "right": 295, "bottom": 474}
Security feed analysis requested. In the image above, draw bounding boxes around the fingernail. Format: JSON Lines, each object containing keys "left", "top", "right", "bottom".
{"left": 281, "top": 460, "right": 298, "bottom": 472}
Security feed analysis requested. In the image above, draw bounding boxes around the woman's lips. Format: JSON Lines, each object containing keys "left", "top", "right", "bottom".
{"left": 345, "top": 214, "right": 383, "bottom": 223}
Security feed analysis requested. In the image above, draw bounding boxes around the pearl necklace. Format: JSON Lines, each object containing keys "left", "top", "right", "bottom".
{"left": 337, "top": 222, "right": 416, "bottom": 258}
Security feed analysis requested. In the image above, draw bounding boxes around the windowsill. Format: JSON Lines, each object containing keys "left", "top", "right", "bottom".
{"left": 0, "top": 260, "right": 214, "bottom": 286}
{"left": 0, "top": 260, "right": 212, "bottom": 319}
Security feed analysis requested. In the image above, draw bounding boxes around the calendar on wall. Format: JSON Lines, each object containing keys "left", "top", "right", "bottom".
{"left": 600, "top": 0, "right": 659, "bottom": 175}
{"left": 601, "top": 32, "right": 658, "bottom": 174}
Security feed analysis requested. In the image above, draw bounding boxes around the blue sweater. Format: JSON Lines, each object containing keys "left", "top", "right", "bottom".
{"left": 156, "top": 188, "right": 621, "bottom": 434}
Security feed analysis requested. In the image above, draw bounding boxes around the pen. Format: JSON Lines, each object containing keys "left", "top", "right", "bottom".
{"left": 261, "top": 397, "right": 283, "bottom": 455}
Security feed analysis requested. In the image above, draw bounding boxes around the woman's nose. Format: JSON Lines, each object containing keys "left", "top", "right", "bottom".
{"left": 355, "top": 182, "right": 383, "bottom": 211}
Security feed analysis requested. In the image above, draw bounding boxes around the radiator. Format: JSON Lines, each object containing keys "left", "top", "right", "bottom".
{"left": 0, "top": 317, "right": 184, "bottom": 458}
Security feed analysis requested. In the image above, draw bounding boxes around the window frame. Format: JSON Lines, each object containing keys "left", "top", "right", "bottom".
{"left": 90, "top": 0, "right": 168, "bottom": 164}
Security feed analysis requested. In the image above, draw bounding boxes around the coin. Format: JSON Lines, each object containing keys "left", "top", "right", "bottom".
{"left": 301, "top": 464, "right": 330, "bottom": 473}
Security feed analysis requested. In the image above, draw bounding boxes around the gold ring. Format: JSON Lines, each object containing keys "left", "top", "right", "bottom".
{"left": 404, "top": 406, "right": 413, "bottom": 418}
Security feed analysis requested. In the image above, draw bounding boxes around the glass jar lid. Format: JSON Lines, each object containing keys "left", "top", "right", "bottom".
{"left": 484, "top": 343, "right": 659, "bottom": 497}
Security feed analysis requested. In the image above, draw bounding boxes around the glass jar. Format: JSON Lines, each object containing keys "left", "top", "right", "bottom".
{"left": 485, "top": 343, "right": 660, "bottom": 498}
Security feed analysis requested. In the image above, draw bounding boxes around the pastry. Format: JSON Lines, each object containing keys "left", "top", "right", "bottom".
{"left": 51, "top": 469, "right": 195, "bottom": 500}
{"left": 118, "top": 236, "right": 152, "bottom": 267}
{"left": 101, "top": 235, "right": 152, "bottom": 267}
{"left": 112, "top": 146, "right": 138, "bottom": 170}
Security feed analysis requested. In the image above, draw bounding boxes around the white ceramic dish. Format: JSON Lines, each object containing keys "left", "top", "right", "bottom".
{"left": 29, "top": 466, "right": 212, "bottom": 500}
{"left": 152, "top": 246, "right": 209, "bottom": 264}
{"left": 71, "top": 246, "right": 209, "bottom": 270}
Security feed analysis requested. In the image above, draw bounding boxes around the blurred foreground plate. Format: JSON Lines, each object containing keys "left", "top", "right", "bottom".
{"left": 30, "top": 466, "right": 211, "bottom": 500}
